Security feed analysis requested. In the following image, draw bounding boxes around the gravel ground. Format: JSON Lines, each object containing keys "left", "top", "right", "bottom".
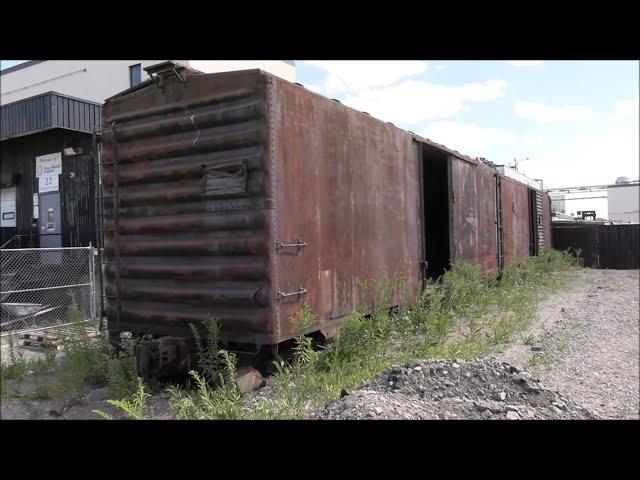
{"left": 2, "top": 268, "right": 637, "bottom": 420}
{"left": 317, "top": 358, "right": 594, "bottom": 420}
{"left": 497, "top": 269, "right": 639, "bottom": 420}
{"left": 317, "top": 269, "right": 639, "bottom": 420}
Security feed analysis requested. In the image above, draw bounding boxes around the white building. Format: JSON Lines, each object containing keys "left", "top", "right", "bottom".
{"left": 0, "top": 60, "right": 295, "bottom": 247}
{"left": 1, "top": 60, "right": 295, "bottom": 105}
{"left": 549, "top": 189, "right": 608, "bottom": 220}
{"left": 607, "top": 181, "right": 640, "bottom": 223}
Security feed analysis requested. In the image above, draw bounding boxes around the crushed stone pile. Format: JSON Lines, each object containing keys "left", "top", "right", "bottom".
{"left": 317, "top": 358, "right": 595, "bottom": 420}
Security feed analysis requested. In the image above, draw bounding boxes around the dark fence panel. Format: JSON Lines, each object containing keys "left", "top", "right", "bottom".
{"left": 552, "top": 222, "right": 639, "bottom": 269}
{"left": 598, "top": 224, "right": 639, "bottom": 269}
{"left": 552, "top": 223, "right": 600, "bottom": 267}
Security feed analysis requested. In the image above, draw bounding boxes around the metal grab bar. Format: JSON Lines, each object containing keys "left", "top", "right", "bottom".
{"left": 276, "top": 285, "right": 307, "bottom": 301}
{"left": 275, "top": 238, "right": 307, "bottom": 253}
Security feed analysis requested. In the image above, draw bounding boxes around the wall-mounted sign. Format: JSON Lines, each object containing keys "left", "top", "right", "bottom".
{"left": 36, "top": 153, "right": 62, "bottom": 177}
{"left": 36, "top": 152, "right": 62, "bottom": 193}
{"left": 39, "top": 173, "right": 59, "bottom": 193}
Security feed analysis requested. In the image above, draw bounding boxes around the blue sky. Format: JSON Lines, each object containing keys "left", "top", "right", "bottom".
{"left": 1, "top": 60, "right": 27, "bottom": 70}
{"left": 295, "top": 61, "right": 639, "bottom": 189}
{"left": 3, "top": 60, "right": 638, "bottom": 189}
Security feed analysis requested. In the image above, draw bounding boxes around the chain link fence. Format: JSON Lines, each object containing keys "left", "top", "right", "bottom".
{"left": 0, "top": 246, "right": 97, "bottom": 336}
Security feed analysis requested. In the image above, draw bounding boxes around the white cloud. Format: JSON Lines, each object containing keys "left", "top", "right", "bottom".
{"left": 522, "top": 134, "right": 542, "bottom": 145}
{"left": 303, "top": 83, "right": 326, "bottom": 95}
{"left": 304, "top": 61, "right": 428, "bottom": 95}
{"left": 615, "top": 96, "right": 639, "bottom": 119}
{"left": 533, "top": 128, "right": 639, "bottom": 188}
{"left": 435, "top": 64, "right": 447, "bottom": 71}
{"left": 514, "top": 101, "right": 594, "bottom": 124}
{"left": 507, "top": 61, "right": 544, "bottom": 67}
{"left": 340, "top": 79, "right": 508, "bottom": 125}
{"left": 423, "top": 121, "right": 517, "bottom": 156}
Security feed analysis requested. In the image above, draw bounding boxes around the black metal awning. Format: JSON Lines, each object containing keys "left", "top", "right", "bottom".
{"left": 1, "top": 91, "right": 102, "bottom": 141}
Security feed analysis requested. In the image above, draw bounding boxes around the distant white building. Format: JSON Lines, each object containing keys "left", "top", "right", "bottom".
{"left": 607, "top": 181, "right": 640, "bottom": 223}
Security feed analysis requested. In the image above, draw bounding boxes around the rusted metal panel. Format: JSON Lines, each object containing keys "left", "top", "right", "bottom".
{"left": 448, "top": 159, "right": 498, "bottom": 276}
{"left": 270, "top": 78, "right": 421, "bottom": 340}
{"left": 101, "top": 69, "right": 276, "bottom": 345}
{"left": 449, "top": 158, "right": 477, "bottom": 265}
{"left": 474, "top": 163, "right": 499, "bottom": 276}
{"left": 500, "top": 177, "right": 531, "bottom": 267}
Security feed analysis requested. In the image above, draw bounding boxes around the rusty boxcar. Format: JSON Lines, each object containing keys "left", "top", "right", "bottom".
{"left": 99, "top": 63, "right": 550, "bottom": 375}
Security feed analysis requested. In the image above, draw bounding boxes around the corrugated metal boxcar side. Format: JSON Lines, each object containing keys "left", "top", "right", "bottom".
{"left": 101, "top": 68, "right": 422, "bottom": 346}
{"left": 100, "top": 67, "right": 552, "bottom": 352}
{"left": 270, "top": 76, "right": 421, "bottom": 340}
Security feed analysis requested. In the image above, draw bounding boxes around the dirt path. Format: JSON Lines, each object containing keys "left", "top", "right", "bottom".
{"left": 496, "top": 269, "right": 639, "bottom": 419}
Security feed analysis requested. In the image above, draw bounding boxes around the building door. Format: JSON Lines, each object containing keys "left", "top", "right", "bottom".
{"left": 38, "top": 192, "right": 62, "bottom": 248}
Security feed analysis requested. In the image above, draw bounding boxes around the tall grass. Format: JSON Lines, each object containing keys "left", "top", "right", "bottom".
{"left": 168, "top": 249, "right": 579, "bottom": 419}
{"left": 1, "top": 248, "right": 580, "bottom": 419}
{"left": 1, "top": 322, "right": 140, "bottom": 405}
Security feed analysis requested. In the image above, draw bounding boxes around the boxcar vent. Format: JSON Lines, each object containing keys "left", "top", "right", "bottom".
{"left": 203, "top": 161, "right": 248, "bottom": 197}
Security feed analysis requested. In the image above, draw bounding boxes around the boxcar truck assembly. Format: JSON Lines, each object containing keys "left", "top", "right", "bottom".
{"left": 99, "top": 63, "right": 551, "bottom": 377}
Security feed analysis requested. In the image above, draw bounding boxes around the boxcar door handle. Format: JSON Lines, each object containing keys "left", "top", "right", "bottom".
{"left": 277, "top": 285, "right": 307, "bottom": 301}
{"left": 275, "top": 237, "right": 307, "bottom": 254}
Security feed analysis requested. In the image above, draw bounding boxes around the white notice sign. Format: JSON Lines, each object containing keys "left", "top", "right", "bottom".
{"left": 39, "top": 173, "right": 59, "bottom": 193}
{"left": 36, "top": 152, "right": 62, "bottom": 177}
{"left": 36, "top": 152, "right": 62, "bottom": 192}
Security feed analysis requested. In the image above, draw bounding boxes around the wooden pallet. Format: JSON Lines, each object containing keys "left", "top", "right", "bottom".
{"left": 20, "top": 333, "right": 60, "bottom": 350}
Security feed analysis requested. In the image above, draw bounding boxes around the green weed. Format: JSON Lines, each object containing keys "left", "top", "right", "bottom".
{"left": 94, "top": 377, "right": 150, "bottom": 420}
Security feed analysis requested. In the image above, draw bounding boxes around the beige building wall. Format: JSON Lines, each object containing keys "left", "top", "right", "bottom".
{"left": 608, "top": 184, "right": 640, "bottom": 223}
{"left": 1, "top": 60, "right": 295, "bottom": 105}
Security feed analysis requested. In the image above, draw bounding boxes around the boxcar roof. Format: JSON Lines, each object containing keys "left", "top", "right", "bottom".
{"left": 104, "top": 68, "right": 491, "bottom": 168}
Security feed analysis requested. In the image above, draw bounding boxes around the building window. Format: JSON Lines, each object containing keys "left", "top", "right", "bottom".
{"left": 129, "top": 64, "right": 142, "bottom": 87}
